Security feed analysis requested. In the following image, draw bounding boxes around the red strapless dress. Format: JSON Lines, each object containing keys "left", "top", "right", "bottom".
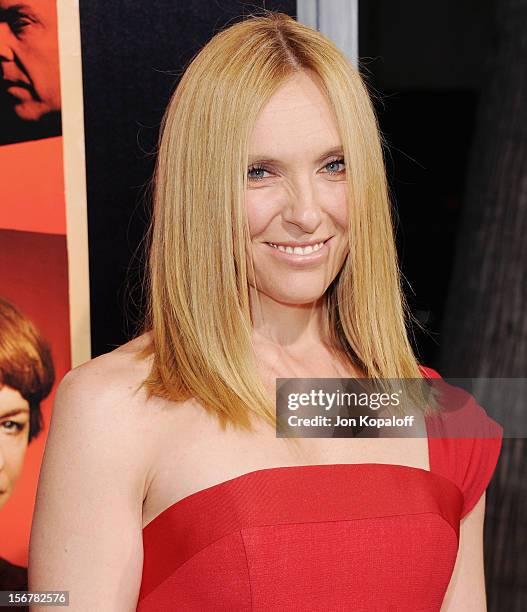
{"left": 136, "top": 367, "right": 503, "bottom": 611}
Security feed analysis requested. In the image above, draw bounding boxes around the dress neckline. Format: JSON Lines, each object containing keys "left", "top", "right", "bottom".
{"left": 142, "top": 462, "right": 462, "bottom": 532}
{"left": 142, "top": 412, "right": 456, "bottom": 531}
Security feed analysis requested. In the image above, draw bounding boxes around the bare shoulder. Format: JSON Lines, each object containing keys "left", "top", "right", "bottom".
{"left": 60, "top": 331, "right": 154, "bottom": 413}
{"left": 60, "top": 331, "right": 165, "bottom": 461}
{"left": 40, "top": 330, "right": 163, "bottom": 503}
{"left": 28, "top": 332, "right": 160, "bottom": 608}
{"left": 41, "top": 332, "right": 168, "bottom": 512}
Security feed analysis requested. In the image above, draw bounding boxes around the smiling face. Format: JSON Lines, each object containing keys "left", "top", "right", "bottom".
{"left": 0, "top": 385, "right": 29, "bottom": 510}
{"left": 0, "top": 0, "right": 61, "bottom": 121}
{"left": 245, "top": 71, "right": 350, "bottom": 306}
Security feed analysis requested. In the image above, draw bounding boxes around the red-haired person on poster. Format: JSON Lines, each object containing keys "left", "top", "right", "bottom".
{"left": 0, "top": 297, "right": 54, "bottom": 598}
{"left": 29, "top": 12, "right": 503, "bottom": 611}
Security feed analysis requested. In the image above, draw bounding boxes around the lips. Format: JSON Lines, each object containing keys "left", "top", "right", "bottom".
{"left": 263, "top": 236, "right": 333, "bottom": 265}
{"left": 265, "top": 237, "right": 332, "bottom": 248}
{"left": 1, "top": 78, "right": 31, "bottom": 90}
{"left": 265, "top": 236, "right": 333, "bottom": 249}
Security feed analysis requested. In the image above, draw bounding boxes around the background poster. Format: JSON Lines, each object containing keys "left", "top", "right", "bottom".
{"left": 0, "top": 0, "right": 89, "bottom": 581}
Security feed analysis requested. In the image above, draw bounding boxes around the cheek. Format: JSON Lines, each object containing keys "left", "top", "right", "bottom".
{"left": 11, "top": 446, "right": 27, "bottom": 481}
{"left": 328, "top": 184, "right": 349, "bottom": 229}
{"left": 2, "top": 438, "right": 28, "bottom": 480}
{"left": 245, "top": 190, "right": 280, "bottom": 237}
{"left": 32, "top": 61, "right": 61, "bottom": 100}
{"left": 24, "top": 36, "right": 61, "bottom": 90}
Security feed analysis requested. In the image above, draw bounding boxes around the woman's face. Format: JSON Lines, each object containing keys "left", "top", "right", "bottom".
{"left": 0, "top": 385, "right": 30, "bottom": 510}
{"left": 245, "top": 70, "right": 349, "bottom": 305}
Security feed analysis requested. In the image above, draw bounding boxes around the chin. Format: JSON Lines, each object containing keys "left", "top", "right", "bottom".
{"left": 14, "top": 103, "right": 49, "bottom": 122}
{"left": 264, "top": 285, "right": 328, "bottom": 306}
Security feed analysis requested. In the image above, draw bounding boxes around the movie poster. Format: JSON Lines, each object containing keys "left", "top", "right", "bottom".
{"left": 0, "top": 0, "right": 89, "bottom": 591}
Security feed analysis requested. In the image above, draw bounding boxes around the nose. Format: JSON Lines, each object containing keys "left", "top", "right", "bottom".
{"left": 282, "top": 177, "right": 323, "bottom": 234}
{"left": 0, "top": 24, "right": 15, "bottom": 62}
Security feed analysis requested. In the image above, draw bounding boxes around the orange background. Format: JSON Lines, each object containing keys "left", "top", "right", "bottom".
{"left": 0, "top": 134, "right": 71, "bottom": 567}
{"left": 0, "top": 137, "right": 66, "bottom": 235}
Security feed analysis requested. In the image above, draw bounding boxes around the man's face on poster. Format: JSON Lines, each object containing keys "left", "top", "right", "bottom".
{"left": 0, "top": 385, "right": 29, "bottom": 510}
{"left": 0, "top": 0, "right": 61, "bottom": 122}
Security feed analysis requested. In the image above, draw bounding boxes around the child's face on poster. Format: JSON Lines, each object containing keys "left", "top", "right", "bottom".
{"left": 0, "top": 0, "right": 61, "bottom": 122}
{"left": 0, "top": 385, "right": 30, "bottom": 510}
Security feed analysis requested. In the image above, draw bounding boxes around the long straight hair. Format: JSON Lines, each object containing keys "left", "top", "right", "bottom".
{"left": 137, "top": 11, "right": 435, "bottom": 432}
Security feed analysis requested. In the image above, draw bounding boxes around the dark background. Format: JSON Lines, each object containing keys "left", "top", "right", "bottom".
{"left": 359, "top": 0, "right": 496, "bottom": 366}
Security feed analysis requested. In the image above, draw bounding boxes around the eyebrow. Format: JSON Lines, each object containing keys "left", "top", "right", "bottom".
{"left": 2, "top": 4, "right": 31, "bottom": 12}
{"left": 0, "top": 4, "right": 34, "bottom": 18}
{"left": 0, "top": 407, "right": 29, "bottom": 418}
{"left": 248, "top": 146, "right": 344, "bottom": 166}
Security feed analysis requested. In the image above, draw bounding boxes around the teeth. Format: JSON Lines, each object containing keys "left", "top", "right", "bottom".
{"left": 268, "top": 241, "right": 325, "bottom": 255}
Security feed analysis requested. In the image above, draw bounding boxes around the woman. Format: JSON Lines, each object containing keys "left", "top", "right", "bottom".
{"left": 29, "top": 12, "right": 502, "bottom": 611}
{"left": 0, "top": 296, "right": 54, "bottom": 597}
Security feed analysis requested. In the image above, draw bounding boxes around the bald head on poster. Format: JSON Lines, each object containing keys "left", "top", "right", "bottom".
{"left": 0, "top": 0, "right": 62, "bottom": 145}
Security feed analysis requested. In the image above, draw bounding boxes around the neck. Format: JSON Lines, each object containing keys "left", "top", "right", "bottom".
{"left": 249, "top": 286, "right": 330, "bottom": 351}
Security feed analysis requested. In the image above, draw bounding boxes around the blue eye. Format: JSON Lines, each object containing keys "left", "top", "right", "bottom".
{"left": 324, "top": 158, "right": 346, "bottom": 175}
{"left": 247, "top": 158, "right": 346, "bottom": 182}
{"left": 247, "top": 166, "right": 269, "bottom": 181}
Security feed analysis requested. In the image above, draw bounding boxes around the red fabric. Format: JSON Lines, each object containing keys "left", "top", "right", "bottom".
{"left": 137, "top": 366, "right": 503, "bottom": 611}
{"left": 420, "top": 366, "right": 504, "bottom": 519}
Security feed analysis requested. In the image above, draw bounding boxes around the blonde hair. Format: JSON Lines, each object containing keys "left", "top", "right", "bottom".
{"left": 136, "top": 11, "right": 437, "bottom": 433}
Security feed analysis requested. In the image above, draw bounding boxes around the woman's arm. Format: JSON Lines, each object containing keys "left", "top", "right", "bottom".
{"left": 440, "top": 493, "right": 487, "bottom": 611}
{"left": 28, "top": 362, "right": 148, "bottom": 611}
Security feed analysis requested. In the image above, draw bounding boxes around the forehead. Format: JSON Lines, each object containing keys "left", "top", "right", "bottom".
{"left": 249, "top": 71, "right": 341, "bottom": 156}
{"left": 0, "top": 385, "right": 29, "bottom": 414}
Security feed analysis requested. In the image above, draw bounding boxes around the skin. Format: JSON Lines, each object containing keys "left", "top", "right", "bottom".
{"left": 29, "top": 72, "right": 488, "bottom": 610}
{"left": 441, "top": 494, "right": 488, "bottom": 610}
{"left": 0, "top": 0, "right": 61, "bottom": 121}
{"left": 246, "top": 70, "right": 350, "bottom": 356}
{"left": 0, "top": 384, "right": 29, "bottom": 510}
